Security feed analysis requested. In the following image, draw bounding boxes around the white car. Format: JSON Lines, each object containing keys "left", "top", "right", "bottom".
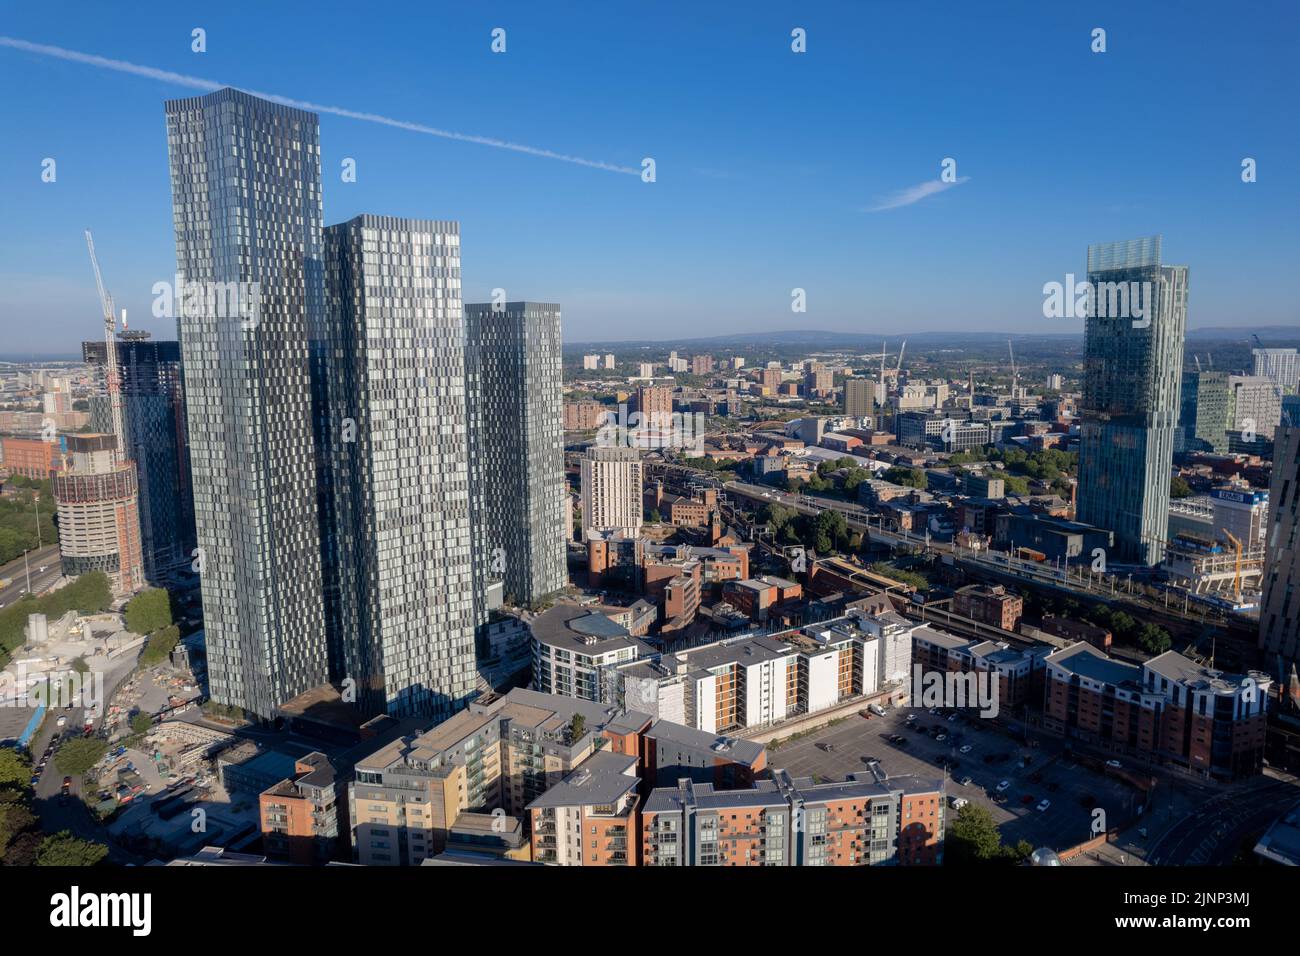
{"left": 1036, "top": 799, "right": 1051, "bottom": 812}
{"left": 995, "top": 780, "right": 1011, "bottom": 792}
{"left": 935, "top": 733, "right": 947, "bottom": 742}
{"left": 1106, "top": 759, "right": 1122, "bottom": 769}
{"left": 959, "top": 776, "right": 972, "bottom": 787}
{"left": 959, "top": 745, "right": 972, "bottom": 754}
{"left": 56, "top": 716, "right": 67, "bottom": 728}
{"left": 948, "top": 796, "right": 969, "bottom": 810}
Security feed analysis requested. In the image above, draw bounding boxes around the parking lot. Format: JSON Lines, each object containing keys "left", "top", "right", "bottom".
{"left": 769, "top": 705, "right": 1143, "bottom": 852}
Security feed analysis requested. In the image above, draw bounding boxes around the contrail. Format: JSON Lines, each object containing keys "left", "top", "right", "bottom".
{"left": 0, "top": 35, "right": 640, "bottom": 175}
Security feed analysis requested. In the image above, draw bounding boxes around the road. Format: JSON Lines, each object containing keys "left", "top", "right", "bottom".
{"left": 1147, "top": 775, "right": 1300, "bottom": 865}
{"left": 0, "top": 544, "right": 62, "bottom": 609}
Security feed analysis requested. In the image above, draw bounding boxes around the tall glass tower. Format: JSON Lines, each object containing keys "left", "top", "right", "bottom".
{"left": 322, "top": 215, "right": 479, "bottom": 719}
{"left": 465, "top": 302, "right": 568, "bottom": 608}
{"left": 1077, "top": 236, "right": 1187, "bottom": 566}
{"left": 164, "top": 89, "right": 329, "bottom": 718}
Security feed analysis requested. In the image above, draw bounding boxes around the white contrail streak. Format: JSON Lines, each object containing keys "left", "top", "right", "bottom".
{"left": 0, "top": 35, "right": 640, "bottom": 174}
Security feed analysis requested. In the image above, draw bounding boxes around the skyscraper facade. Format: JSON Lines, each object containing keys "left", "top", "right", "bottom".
{"left": 465, "top": 301, "right": 568, "bottom": 608}
{"left": 1228, "top": 375, "right": 1283, "bottom": 442}
{"left": 1178, "top": 370, "right": 1230, "bottom": 454}
{"left": 1261, "top": 425, "right": 1300, "bottom": 663}
{"left": 83, "top": 334, "right": 196, "bottom": 583}
{"left": 164, "top": 89, "right": 329, "bottom": 718}
{"left": 322, "top": 215, "right": 478, "bottom": 720}
{"left": 1077, "top": 236, "right": 1187, "bottom": 566}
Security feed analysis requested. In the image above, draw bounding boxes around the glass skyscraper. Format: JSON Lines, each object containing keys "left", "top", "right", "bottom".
{"left": 1077, "top": 236, "right": 1187, "bottom": 566}
{"left": 164, "top": 89, "right": 329, "bottom": 718}
{"left": 83, "top": 334, "right": 197, "bottom": 584}
{"left": 321, "top": 215, "right": 479, "bottom": 719}
{"left": 465, "top": 301, "right": 568, "bottom": 608}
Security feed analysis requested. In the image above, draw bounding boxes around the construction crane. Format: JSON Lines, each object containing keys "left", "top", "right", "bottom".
{"left": 1193, "top": 354, "right": 1201, "bottom": 373}
{"left": 1221, "top": 528, "right": 1243, "bottom": 604}
{"left": 84, "top": 230, "right": 125, "bottom": 464}
{"left": 1007, "top": 340, "right": 1018, "bottom": 400}
{"left": 896, "top": 339, "right": 906, "bottom": 375}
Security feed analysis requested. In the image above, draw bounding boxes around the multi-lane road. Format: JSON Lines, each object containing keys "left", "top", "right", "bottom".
{"left": 0, "top": 544, "right": 63, "bottom": 609}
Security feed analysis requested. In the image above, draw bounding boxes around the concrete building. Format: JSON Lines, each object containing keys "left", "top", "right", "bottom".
{"left": 465, "top": 301, "right": 569, "bottom": 608}
{"left": 164, "top": 88, "right": 329, "bottom": 718}
{"left": 349, "top": 688, "right": 623, "bottom": 864}
{"left": 529, "top": 603, "right": 654, "bottom": 702}
{"left": 52, "top": 433, "right": 144, "bottom": 596}
{"left": 1077, "top": 236, "right": 1187, "bottom": 566}
{"left": 1252, "top": 347, "right": 1300, "bottom": 392}
{"left": 843, "top": 377, "right": 874, "bottom": 419}
{"left": 581, "top": 445, "right": 643, "bottom": 536}
{"left": 1228, "top": 374, "right": 1283, "bottom": 441}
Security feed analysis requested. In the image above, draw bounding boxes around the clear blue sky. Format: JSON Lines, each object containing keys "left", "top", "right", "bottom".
{"left": 1, "top": 0, "right": 1297, "bottom": 353}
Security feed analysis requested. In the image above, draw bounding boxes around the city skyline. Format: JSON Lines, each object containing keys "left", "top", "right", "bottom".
{"left": 3, "top": 1, "right": 1299, "bottom": 352}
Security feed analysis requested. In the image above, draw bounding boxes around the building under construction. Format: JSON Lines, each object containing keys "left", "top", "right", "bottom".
{"left": 53, "top": 432, "right": 144, "bottom": 595}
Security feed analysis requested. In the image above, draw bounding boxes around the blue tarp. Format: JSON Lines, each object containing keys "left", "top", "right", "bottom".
{"left": 17, "top": 705, "right": 45, "bottom": 748}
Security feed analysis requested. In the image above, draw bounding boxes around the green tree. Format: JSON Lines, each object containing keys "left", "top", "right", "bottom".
{"left": 0, "top": 748, "right": 32, "bottom": 790}
{"left": 1138, "top": 623, "right": 1172, "bottom": 656}
{"left": 1170, "top": 475, "right": 1193, "bottom": 499}
{"left": 35, "top": 831, "right": 108, "bottom": 867}
{"left": 884, "top": 466, "right": 926, "bottom": 490}
{"left": 0, "top": 802, "right": 38, "bottom": 860}
{"left": 124, "top": 587, "right": 173, "bottom": 635}
{"left": 139, "top": 624, "right": 181, "bottom": 668}
{"left": 131, "top": 712, "right": 154, "bottom": 736}
{"left": 568, "top": 714, "right": 586, "bottom": 742}
{"left": 54, "top": 738, "right": 108, "bottom": 776}
{"left": 946, "top": 804, "right": 1004, "bottom": 863}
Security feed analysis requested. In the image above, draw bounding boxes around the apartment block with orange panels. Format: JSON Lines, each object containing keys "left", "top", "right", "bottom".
{"left": 1043, "top": 643, "right": 1272, "bottom": 780}
{"left": 910, "top": 625, "right": 1051, "bottom": 711}
{"left": 259, "top": 753, "right": 343, "bottom": 865}
{"left": 641, "top": 771, "right": 943, "bottom": 866}
{"left": 528, "top": 751, "right": 641, "bottom": 865}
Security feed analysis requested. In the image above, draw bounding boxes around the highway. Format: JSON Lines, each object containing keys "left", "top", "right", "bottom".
{"left": 0, "top": 544, "right": 62, "bottom": 609}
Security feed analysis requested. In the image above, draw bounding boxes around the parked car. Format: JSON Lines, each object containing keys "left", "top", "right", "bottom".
{"left": 949, "top": 796, "right": 969, "bottom": 809}
{"left": 1106, "top": 759, "right": 1123, "bottom": 769}
{"left": 995, "top": 779, "right": 1011, "bottom": 792}
{"left": 959, "top": 745, "right": 972, "bottom": 754}
{"left": 959, "top": 776, "right": 972, "bottom": 787}
{"left": 935, "top": 733, "right": 947, "bottom": 742}
{"left": 1020, "top": 794, "right": 1035, "bottom": 805}
{"left": 1036, "top": 799, "right": 1052, "bottom": 812}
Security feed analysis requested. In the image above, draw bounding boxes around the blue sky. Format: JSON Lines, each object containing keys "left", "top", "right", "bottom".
{"left": 1, "top": 0, "right": 1297, "bottom": 353}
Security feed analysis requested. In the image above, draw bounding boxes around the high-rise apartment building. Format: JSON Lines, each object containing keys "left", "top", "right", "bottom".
{"left": 633, "top": 385, "right": 673, "bottom": 427}
{"left": 1179, "top": 370, "right": 1231, "bottom": 454}
{"left": 1261, "top": 425, "right": 1300, "bottom": 663}
{"left": 581, "top": 445, "right": 643, "bottom": 536}
{"left": 1228, "top": 375, "right": 1283, "bottom": 441}
{"left": 465, "top": 301, "right": 568, "bottom": 608}
{"left": 843, "top": 377, "right": 873, "bottom": 419}
{"left": 1077, "top": 236, "right": 1187, "bottom": 565}
{"left": 83, "top": 334, "right": 196, "bottom": 583}
{"left": 321, "top": 215, "right": 478, "bottom": 719}
{"left": 1253, "top": 347, "right": 1300, "bottom": 392}
{"left": 52, "top": 433, "right": 144, "bottom": 596}
{"left": 164, "top": 88, "right": 329, "bottom": 717}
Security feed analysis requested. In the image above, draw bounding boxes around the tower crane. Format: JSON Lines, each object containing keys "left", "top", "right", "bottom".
{"left": 84, "top": 230, "right": 125, "bottom": 464}
{"left": 1007, "top": 340, "right": 1019, "bottom": 401}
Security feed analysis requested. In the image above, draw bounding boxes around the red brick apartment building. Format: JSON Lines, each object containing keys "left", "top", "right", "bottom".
{"left": 910, "top": 625, "right": 1050, "bottom": 711}
{"left": 1042, "top": 643, "right": 1271, "bottom": 780}
{"left": 1, "top": 437, "right": 62, "bottom": 480}
{"left": 953, "top": 583, "right": 1023, "bottom": 631}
